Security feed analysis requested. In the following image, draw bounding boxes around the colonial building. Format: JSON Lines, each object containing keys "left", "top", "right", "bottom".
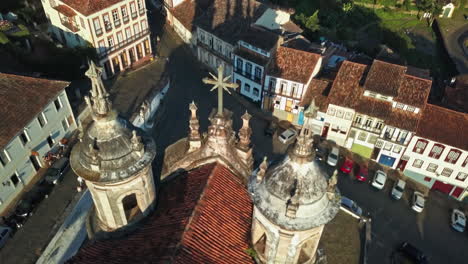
{"left": 263, "top": 46, "right": 322, "bottom": 126}
{"left": 402, "top": 104, "right": 468, "bottom": 201}
{"left": 195, "top": 0, "right": 267, "bottom": 77}
{"left": 0, "top": 73, "right": 76, "bottom": 215}
{"left": 69, "top": 66, "right": 359, "bottom": 264}
{"left": 70, "top": 62, "right": 157, "bottom": 232}
{"left": 233, "top": 27, "right": 280, "bottom": 102}
{"left": 41, "top": 0, "right": 152, "bottom": 79}
{"left": 314, "top": 60, "right": 432, "bottom": 168}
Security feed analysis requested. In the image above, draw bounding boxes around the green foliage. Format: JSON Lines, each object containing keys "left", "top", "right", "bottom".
{"left": 245, "top": 248, "right": 258, "bottom": 258}
{"left": 306, "top": 11, "right": 321, "bottom": 32}
{"left": 404, "top": 0, "right": 411, "bottom": 11}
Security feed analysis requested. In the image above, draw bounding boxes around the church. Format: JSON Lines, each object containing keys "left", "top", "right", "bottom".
{"left": 67, "top": 64, "right": 360, "bottom": 264}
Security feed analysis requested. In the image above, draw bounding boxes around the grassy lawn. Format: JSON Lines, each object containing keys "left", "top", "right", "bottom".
{"left": 319, "top": 210, "right": 361, "bottom": 264}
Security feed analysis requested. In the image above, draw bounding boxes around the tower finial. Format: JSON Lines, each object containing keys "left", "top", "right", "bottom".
{"left": 202, "top": 65, "right": 238, "bottom": 116}
{"left": 85, "top": 60, "right": 112, "bottom": 117}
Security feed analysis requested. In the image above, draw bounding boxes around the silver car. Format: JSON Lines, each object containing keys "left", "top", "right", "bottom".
{"left": 451, "top": 209, "right": 466, "bottom": 232}
{"left": 391, "top": 179, "right": 406, "bottom": 200}
{"left": 412, "top": 191, "right": 425, "bottom": 213}
{"left": 371, "top": 170, "right": 387, "bottom": 190}
{"left": 327, "top": 147, "right": 339, "bottom": 167}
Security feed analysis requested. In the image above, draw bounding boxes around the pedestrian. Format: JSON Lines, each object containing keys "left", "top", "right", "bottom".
{"left": 156, "top": 36, "right": 160, "bottom": 43}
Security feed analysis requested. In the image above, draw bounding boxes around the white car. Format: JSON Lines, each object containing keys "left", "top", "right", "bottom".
{"left": 371, "top": 170, "right": 387, "bottom": 190}
{"left": 451, "top": 209, "right": 466, "bottom": 232}
{"left": 327, "top": 147, "right": 339, "bottom": 167}
{"left": 412, "top": 192, "right": 425, "bottom": 213}
{"left": 278, "top": 128, "right": 297, "bottom": 144}
{"left": 391, "top": 179, "right": 406, "bottom": 200}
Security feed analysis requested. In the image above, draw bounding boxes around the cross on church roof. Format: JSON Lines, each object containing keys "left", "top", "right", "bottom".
{"left": 202, "top": 65, "right": 238, "bottom": 116}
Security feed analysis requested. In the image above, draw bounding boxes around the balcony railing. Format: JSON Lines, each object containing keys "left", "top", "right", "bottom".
{"left": 104, "top": 22, "right": 112, "bottom": 32}
{"left": 131, "top": 11, "right": 137, "bottom": 19}
{"left": 234, "top": 67, "right": 263, "bottom": 84}
{"left": 123, "top": 15, "right": 129, "bottom": 23}
{"left": 114, "top": 19, "right": 121, "bottom": 27}
{"left": 352, "top": 122, "right": 382, "bottom": 134}
{"left": 139, "top": 8, "right": 145, "bottom": 15}
{"left": 95, "top": 27, "right": 103, "bottom": 36}
{"left": 97, "top": 29, "right": 149, "bottom": 59}
{"left": 60, "top": 18, "right": 79, "bottom": 32}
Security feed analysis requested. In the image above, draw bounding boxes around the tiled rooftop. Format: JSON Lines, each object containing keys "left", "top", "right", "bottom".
{"left": 355, "top": 96, "right": 392, "bottom": 120}
{"left": 395, "top": 75, "right": 432, "bottom": 109}
{"left": 69, "top": 163, "right": 254, "bottom": 263}
{"left": 299, "top": 78, "right": 330, "bottom": 110}
{"left": 0, "top": 73, "right": 69, "bottom": 150}
{"left": 239, "top": 26, "right": 279, "bottom": 51}
{"left": 267, "top": 46, "right": 321, "bottom": 84}
{"left": 416, "top": 104, "right": 468, "bottom": 150}
{"left": 170, "top": 0, "right": 207, "bottom": 32}
{"left": 386, "top": 109, "right": 421, "bottom": 132}
{"left": 363, "top": 60, "right": 406, "bottom": 97}
{"left": 327, "top": 61, "right": 367, "bottom": 109}
{"left": 61, "top": 0, "right": 125, "bottom": 16}
{"left": 54, "top": 5, "right": 77, "bottom": 17}
{"left": 195, "top": 0, "right": 268, "bottom": 44}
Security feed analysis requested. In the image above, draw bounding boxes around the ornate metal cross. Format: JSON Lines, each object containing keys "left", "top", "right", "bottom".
{"left": 202, "top": 65, "right": 238, "bottom": 116}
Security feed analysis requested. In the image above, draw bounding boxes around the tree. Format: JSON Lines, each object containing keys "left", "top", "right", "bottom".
{"left": 305, "top": 11, "right": 321, "bottom": 32}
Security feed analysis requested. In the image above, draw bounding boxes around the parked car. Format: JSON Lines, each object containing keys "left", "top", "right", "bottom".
{"left": 327, "top": 146, "right": 339, "bottom": 167}
{"left": 14, "top": 183, "right": 52, "bottom": 220}
{"left": 0, "top": 226, "right": 12, "bottom": 249}
{"left": 398, "top": 242, "right": 429, "bottom": 264}
{"left": 355, "top": 165, "right": 368, "bottom": 182}
{"left": 412, "top": 192, "right": 425, "bottom": 213}
{"left": 391, "top": 179, "right": 406, "bottom": 200}
{"left": 451, "top": 209, "right": 466, "bottom": 232}
{"left": 278, "top": 128, "right": 297, "bottom": 144}
{"left": 264, "top": 122, "right": 278, "bottom": 137}
{"left": 371, "top": 170, "right": 387, "bottom": 190}
{"left": 340, "top": 158, "right": 354, "bottom": 174}
{"left": 341, "top": 196, "right": 363, "bottom": 216}
{"left": 45, "top": 157, "right": 70, "bottom": 184}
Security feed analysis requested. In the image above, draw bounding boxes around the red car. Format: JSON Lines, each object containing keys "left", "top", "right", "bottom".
{"left": 340, "top": 158, "right": 354, "bottom": 174}
{"left": 355, "top": 165, "right": 368, "bottom": 182}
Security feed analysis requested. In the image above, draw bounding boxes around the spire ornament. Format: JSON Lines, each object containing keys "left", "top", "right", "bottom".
{"left": 85, "top": 60, "right": 112, "bottom": 117}
{"left": 188, "top": 101, "right": 201, "bottom": 141}
{"left": 237, "top": 110, "right": 252, "bottom": 150}
{"left": 202, "top": 65, "right": 238, "bottom": 116}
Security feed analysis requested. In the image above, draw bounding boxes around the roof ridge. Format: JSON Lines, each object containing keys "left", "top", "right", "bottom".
{"left": 425, "top": 103, "right": 468, "bottom": 117}
{"left": 279, "top": 45, "right": 321, "bottom": 57}
{"left": 374, "top": 59, "right": 407, "bottom": 69}
{"left": 0, "top": 72, "right": 70, "bottom": 84}
{"left": 403, "top": 73, "right": 432, "bottom": 83}
{"left": 171, "top": 163, "right": 220, "bottom": 261}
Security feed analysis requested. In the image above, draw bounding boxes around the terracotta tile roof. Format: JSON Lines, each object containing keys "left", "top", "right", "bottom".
{"left": 195, "top": 0, "right": 268, "bottom": 44}
{"left": 355, "top": 97, "right": 392, "bottom": 120}
{"left": 327, "top": 61, "right": 367, "bottom": 109}
{"left": 416, "top": 104, "right": 468, "bottom": 150}
{"left": 363, "top": 60, "right": 406, "bottom": 97}
{"left": 239, "top": 26, "right": 279, "bottom": 51}
{"left": 267, "top": 46, "right": 321, "bottom": 84}
{"left": 0, "top": 73, "right": 69, "bottom": 150}
{"left": 299, "top": 79, "right": 330, "bottom": 109}
{"left": 386, "top": 109, "right": 421, "bottom": 131}
{"left": 170, "top": 0, "right": 207, "bottom": 31}
{"left": 395, "top": 75, "right": 432, "bottom": 108}
{"left": 54, "top": 4, "right": 77, "bottom": 17}
{"left": 69, "top": 163, "right": 254, "bottom": 264}
{"left": 61, "top": 0, "right": 125, "bottom": 16}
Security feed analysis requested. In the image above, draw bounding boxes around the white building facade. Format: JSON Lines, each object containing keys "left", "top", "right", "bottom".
{"left": 196, "top": 28, "right": 234, "bottom": 78}
{"left": 0, "top": 74, "right": 76, "bottom": 215}
{"left": 41, "top": 0, "right": 152, "bottom": 79}
{"left": 403, "top": 136, "right": 468, "bottom": 200}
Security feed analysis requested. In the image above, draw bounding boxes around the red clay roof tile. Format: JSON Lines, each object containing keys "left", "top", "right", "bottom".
{"left": 69, "top": 163, "right": 254, "bottom": 264}
{"left": 327, "top": 61, "right": 367, "bottom": 109}
{"left": 416, "top": 104, "right": 468, "bottom": 150}
{"left": 61, "top": 0, "right": 125, "bottom": 16}
{"left": 395, "top": 75, "right": 432, "bottom": 109}
{"left": 0, "top": 73, "right": 69, "bottom": 150}
{"left": 54, "top": 4, "right": 77, "bottom": 17}
{"left": 363, "top": 60, "right": 406, "bottom": 97}
{"left": 268, "top": 46, "right": 321, "bottom": 84}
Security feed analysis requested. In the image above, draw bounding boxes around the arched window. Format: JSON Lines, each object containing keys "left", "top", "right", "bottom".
{"left": 122, "top": 193, "right": 141, "bottom": 222}
{"left": 413, "top": 139, "right": 428, "bottom": 154}
{"left": 429, "top": 144, "right": 445, "bottom": 159}
{"left": 445, "top": 149, "right": 462, "bottom": 164}
{"left": 297, "top": 239, "right": 316, "bottom": 263}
